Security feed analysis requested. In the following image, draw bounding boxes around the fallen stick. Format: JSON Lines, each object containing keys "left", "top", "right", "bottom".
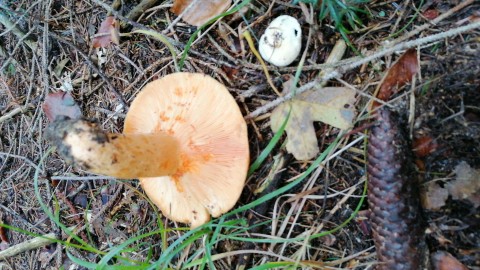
{"left": 0, "top": 11, "right": 36, "bottom": 50}
{"left": 0, "top": 104, "right": 33, "bottom": 124}
{"left": 246, "top": 20, "right": 480, "bottom": 119}
{"left": 0, "top": 226, "right": 74, "bottom": 261}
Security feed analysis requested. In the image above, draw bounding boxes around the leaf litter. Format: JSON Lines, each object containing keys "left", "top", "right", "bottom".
{"left": 373, "top": 48, "right": 418, "bottom": 108}
{"left": 423, "top": 161, "right": 480, "bottom": 210}
{"left": 42, "top": 92, "right": 82, "bottom": 122}
{"left": 92, "top": 16, "right": 120, "bottom": 48}
{"left": 1, "top": 0, "right": 479, "bottom": 268}
{"left": 270, "top": 76, "right": 356, "bottom": 161}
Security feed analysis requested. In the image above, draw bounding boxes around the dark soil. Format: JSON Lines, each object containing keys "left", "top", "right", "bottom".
{"left": 414, "top": 42, "right": 480, "bottom": 267}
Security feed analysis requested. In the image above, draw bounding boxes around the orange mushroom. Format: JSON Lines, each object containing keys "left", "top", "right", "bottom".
{"left": 47, "top": 73, "right": 249, "bottom": 228}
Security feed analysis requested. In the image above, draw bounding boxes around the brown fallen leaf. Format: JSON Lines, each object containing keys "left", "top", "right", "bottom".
{"left": 422, "top": 162, "right": 480, "bottom": 210}
{"left": 271, "top": 79, "right": 356, "bottom": 160}
{"left": 431, "top": 251, "right": 469, "bottom": 270}
{"left": 0, "top": 222, "right": 8, "bottom": 243}
{"left": 413, "top": 135, "right": 438, "bottom": 158}
{"left": 423, "top": 9, "right": 439, "bottom": 20}
{"left": 92, "top": 16, "right": 120, "bottom": 48}
{"left": 0, "top": 220, "right": 9, "bottom": 251}
{"left": 171, "top": 0, "right": 231, "bottom": 26}
{"left": 42, "top": 92, "right": 82, "bottom": 122}
{"left": 447, "top": 161, "right": 480, "bottom": 207}
{"left": 373, "top": 49, "right": 418, "bottom": 108}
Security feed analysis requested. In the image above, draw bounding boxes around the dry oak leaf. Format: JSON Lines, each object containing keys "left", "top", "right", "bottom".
{"left": 171, "top": 0, "right": 231, "bottom": 26}
{"left": 432, "top": 251, "right": 469, "bottom": 270}
{"left": 423, "top": 161, "right": 480, "bottom": 210}
{"left": 447, "top": 161, "right": 480, "bottom": 207}
{"left": 92, "top": 16, "right": 120, "bottom": 48}
{"left": 271, "top": 86, "right": 356, "bottom": 161}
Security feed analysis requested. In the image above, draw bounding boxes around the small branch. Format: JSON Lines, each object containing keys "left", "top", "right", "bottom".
{"left": 91, "top": 0, "right": 157, "bottom": 32}
{"left": 0, "top": 152, "right": 43, "bottom": 173}
{"left": 0, "top": 184, "right": 122, "bottom": 260}
{"left": 0, "top": 226, "right": 75, "bottom": 261}
{"left": 391, "top": 0, "right": 475, "bottom": 45}
{"left": 0, "top": 11, "right": 36, "bottom": 50}
{"left": 246, "top": 21, "right": 480, "bottom": 119}
{"left": 0, "top": 104, "right": 33, "bottom": 123}
{"left": 120, "top": 0, "right": 160, "bottom": 29}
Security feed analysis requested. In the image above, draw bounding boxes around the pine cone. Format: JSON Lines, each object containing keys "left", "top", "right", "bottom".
{"left": 367, "top": 108, "right": 427, "bottom": 270}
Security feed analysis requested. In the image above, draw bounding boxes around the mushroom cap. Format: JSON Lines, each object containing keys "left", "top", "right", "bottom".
{"left": 124, "top": 72, "right": 249, "bottom": 228}
{"left": 258, "top": 15, "right": 302, "bottom": 67}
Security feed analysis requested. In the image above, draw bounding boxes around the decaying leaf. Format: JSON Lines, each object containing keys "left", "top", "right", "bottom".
{"left": 171, "top": 0, "right": 231, "bottom": 26}
{"left": 421, "top": 182, "right": 449, "bottom": 210}
{"left": 423, "top": 161, "right": 480, "bottom": 210}
{"left": 92, "top": 16, "right": 120, "bottom": 48}
{"left": 423, "top": 9, "right": 439, "bottom": 20}
{"left": 447, "top": 161, "right": 480, "bottom": 207}
{"left": 413, "top": 135, "right": 438, "bottom": 158}
{"left": 373, "top": 49, "right": 418, "bottom": 108}
{"left": 53, "top": 58, "right": 70, "bottom": 77}
{"left": 432, "top": 251, "right": 469, "bottom": 270}
{"left": 0, "top": 220, "right": 8, "bottom": 245}
{"left": 42, "top": 92, "right": 82, "bottom": 122}
{"left": 271, "top": 83, "right": 356, "bottom": 160}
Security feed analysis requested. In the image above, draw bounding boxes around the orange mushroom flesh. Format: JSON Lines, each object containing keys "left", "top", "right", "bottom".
{"left": 47, "top": 73, "right": 249, "bottom": 228}
{"left": 48, "top": 119, "right": 181, "bottom": 178}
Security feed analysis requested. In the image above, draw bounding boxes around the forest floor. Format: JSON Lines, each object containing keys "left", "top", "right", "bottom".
{"left": 0, "top": 0, "right": 479, "bottom": 269}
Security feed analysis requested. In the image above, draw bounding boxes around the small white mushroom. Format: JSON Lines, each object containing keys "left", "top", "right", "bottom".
{"left": 258, "top": 15, "right": 302, "bottom": 67}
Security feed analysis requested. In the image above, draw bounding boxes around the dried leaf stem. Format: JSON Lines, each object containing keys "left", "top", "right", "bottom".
{"left": 242, "top": 30, "right": 281, "bottom": 96}
{"left": 0, "top": 104, "right": 33, "bottom": 124}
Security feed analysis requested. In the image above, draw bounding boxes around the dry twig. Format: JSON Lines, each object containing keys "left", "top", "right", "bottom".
{"left": 0, "top": 226, "right": 75, "bottom": 261}
{"left": 246, "top": 21, "right": 480, "bottom": 118}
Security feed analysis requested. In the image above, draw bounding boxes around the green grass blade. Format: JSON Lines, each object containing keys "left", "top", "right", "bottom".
{"left": 247, "top": 108, "right": 290, "bottom": 176}
{"left": 96, "top": 230, "right": 164, "bottom": 268}
{"left": 67, "top": 251, "right": 101, "bottom": 269}
{"left": 33, "top": 148, "right": 100, "bottom": 253}
{"left": 233, "top": 135, "right": 340, "bottom": 218}
{"left": 147, "top": 228, "right": 212, "bottom": 269}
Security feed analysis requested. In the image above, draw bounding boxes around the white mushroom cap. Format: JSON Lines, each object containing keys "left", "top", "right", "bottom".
{"left": 258, "top": 15, "right": 302, "bottom": 67}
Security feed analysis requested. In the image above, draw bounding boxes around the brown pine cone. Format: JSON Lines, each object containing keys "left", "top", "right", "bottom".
{"left": 367, "top": 108, "right": 427, "bottom": 270}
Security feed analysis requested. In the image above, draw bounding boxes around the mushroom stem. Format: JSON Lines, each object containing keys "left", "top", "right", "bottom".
{"left": 47, "top": 118, "right": 180, "bottom": 178}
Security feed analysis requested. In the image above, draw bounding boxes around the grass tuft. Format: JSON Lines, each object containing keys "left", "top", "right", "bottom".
{"left": 294, "top": 0, "right": 368, "bottom": 45}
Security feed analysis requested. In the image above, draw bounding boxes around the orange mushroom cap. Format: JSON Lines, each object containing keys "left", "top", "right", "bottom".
{"left": 124, "top": 72, "right": 249, "bottom": 228}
